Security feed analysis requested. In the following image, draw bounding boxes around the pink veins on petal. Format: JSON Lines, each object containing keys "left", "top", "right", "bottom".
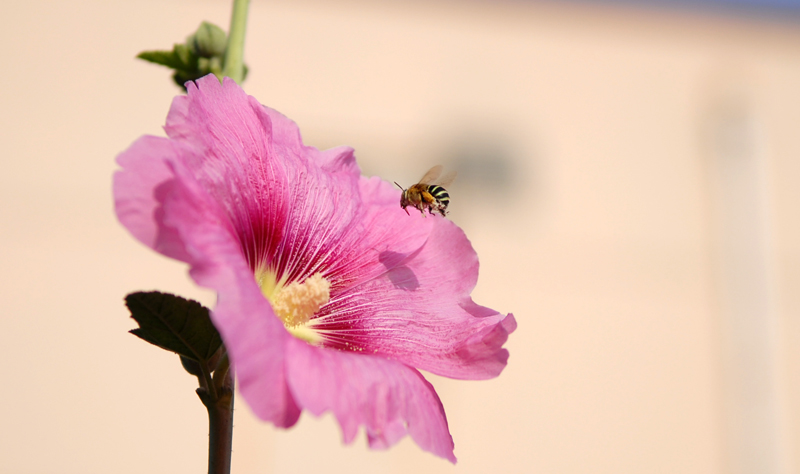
{"left": 113, "top": 74, "right": 516, "bottom": 463}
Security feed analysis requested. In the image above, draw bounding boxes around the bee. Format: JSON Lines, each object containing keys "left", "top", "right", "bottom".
{"left": 394, "top": 165, "right": 456, "bottom": 217}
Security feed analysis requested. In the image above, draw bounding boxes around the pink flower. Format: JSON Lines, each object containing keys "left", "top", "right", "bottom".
{"left": 114, "top": 75, "right": 516, "bottom": 462}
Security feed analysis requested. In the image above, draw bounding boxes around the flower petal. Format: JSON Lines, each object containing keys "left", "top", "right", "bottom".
{"left": 114, "top": 135, "right": 191, "bottom": 262}
{"left": 285, "top": 337, "right": 457, "bottom": 463}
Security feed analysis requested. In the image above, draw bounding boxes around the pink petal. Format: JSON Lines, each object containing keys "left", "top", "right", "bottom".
{"left": 285, "top": 337, "right": 457, "bottom": 463}
{"left": 114, "top": 135, "right": 191, "bottom": 262}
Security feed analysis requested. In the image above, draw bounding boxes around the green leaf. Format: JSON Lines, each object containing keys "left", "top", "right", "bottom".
{"left": 125, "top": 292, "right": 222, "bottom": 365}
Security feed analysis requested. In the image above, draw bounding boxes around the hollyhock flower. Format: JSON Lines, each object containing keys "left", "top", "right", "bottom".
{"left": 114, "top": 74, "right": 516, "bottom": 462}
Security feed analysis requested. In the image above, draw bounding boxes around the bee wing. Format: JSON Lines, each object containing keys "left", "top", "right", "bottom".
{"left": 436, "top": 170, "right": 457, "bottom": 188}
{"left": 417, "top": 165, "right": 443, "bottom": 185}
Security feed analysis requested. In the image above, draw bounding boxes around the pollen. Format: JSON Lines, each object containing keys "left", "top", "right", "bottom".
{"left": 271, "top": 273, "right": 331, "bottom": 327}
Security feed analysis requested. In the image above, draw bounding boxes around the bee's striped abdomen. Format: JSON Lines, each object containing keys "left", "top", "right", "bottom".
{"left": 427, "top": 185, "right": 450, "bottom": 215}
{"left": 427, "top": 185, "right": 449, "bottom": 203}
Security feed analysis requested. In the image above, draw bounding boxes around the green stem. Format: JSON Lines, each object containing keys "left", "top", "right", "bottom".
{"left": 223, "top": 0, "right": 250, "bottom": 83}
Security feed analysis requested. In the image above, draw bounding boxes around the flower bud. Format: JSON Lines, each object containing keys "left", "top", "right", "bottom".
{"left": 189, "top": 22, "right": 227, "bottom": 58}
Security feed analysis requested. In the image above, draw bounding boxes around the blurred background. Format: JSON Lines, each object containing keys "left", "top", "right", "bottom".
{"left": 2, "top": 0, "right": 799, "bottom": 472}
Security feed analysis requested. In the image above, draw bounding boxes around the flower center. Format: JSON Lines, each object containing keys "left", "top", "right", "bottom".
{"left": 258, "top": 271, "right": 330, "bottom": 344}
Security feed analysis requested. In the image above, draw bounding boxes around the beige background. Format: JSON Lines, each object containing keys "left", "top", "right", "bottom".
{"left": 2, "top": 0, "right": 799, "bottom": 473}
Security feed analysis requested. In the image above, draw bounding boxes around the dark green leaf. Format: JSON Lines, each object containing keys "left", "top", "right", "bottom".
{"left": 180, "top": 355, "right": 204, "bottom": 376}
{"left": 125, "top": 292, "right": 222, "bottom": 365}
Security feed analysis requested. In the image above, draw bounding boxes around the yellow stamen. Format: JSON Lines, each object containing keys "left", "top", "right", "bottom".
{"left": 257, "top": 271, "right": 330, "bottom": 344}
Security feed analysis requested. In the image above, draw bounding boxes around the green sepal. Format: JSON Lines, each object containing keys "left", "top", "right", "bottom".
{"left": 137, "top": 47, "right": 195, "bottom": 71}
{"left": 174, "top": 43, "right": 199, "bottom": 70}
{"left": 125, "top": 292, "right": 223, "bottom": 366}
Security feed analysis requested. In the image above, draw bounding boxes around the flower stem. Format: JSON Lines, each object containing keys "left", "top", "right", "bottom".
{"left": 206, "top": 387, "right": 234, "bottom": 474}
{"left": 198, "top": 352, "right": 235, "bottom": 474}
{"left": 223, "top": 0, "right": 250, "bottom": 83}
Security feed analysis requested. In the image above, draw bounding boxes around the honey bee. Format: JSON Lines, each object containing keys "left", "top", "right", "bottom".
{"left": 394, "top": 165, "right": 456, "bottom": 217}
